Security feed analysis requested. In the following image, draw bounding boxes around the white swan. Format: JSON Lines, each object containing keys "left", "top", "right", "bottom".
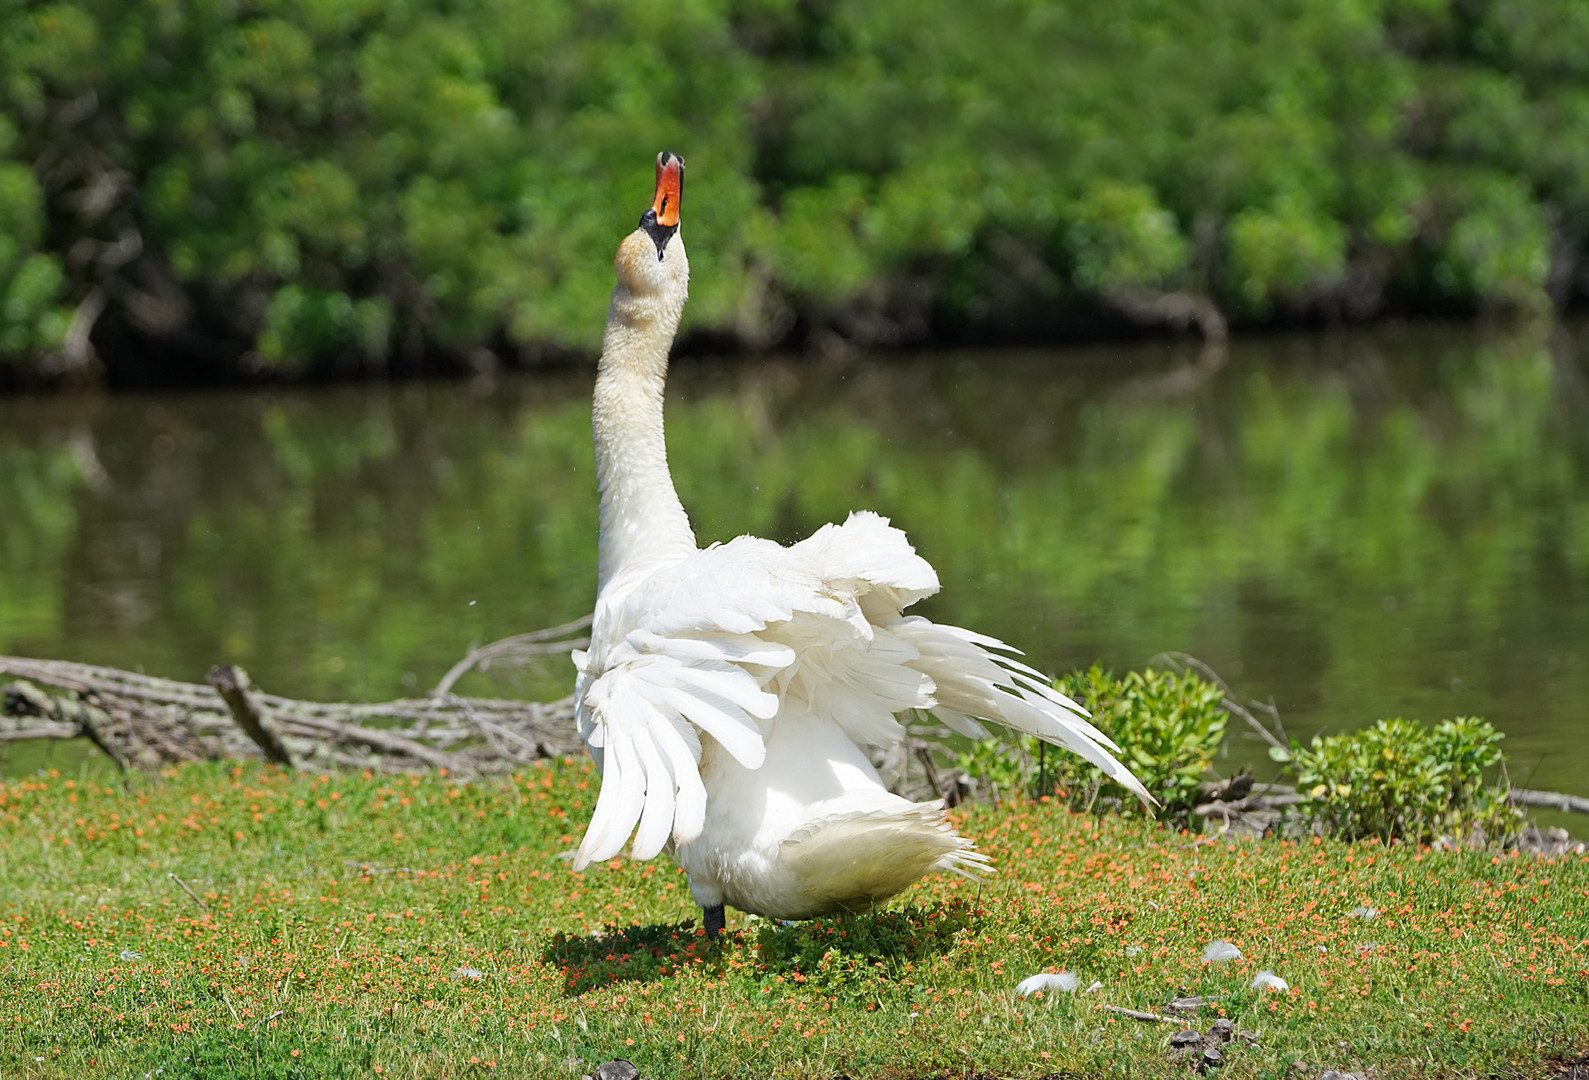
{"left": 572, "top": 152, "right": 1152, "bottom": 932}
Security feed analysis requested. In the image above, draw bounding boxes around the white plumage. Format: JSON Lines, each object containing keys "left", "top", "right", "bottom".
{"left": 573, "top": 152, "right": 1152, "bottom": 927}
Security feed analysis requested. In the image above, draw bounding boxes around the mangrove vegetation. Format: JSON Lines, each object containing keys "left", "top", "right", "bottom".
{"left": 2, "top": 0, "right": 1589, "bottom": 382}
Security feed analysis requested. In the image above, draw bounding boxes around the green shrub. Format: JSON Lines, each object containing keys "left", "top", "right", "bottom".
{"left": 0, "top": 162, "right": 70, "bottom": 357}
{"left": 1064, "top": 181, "right": 1191, "bottom": 292}
{"left": 952, "top": 735, "right": 1034, "bottom": 807}
{"left": 1053, "top": 666, "right": 1228, "bottom": 813}
{"left": 954, "top": 666, "right": 1227, "bottom": 817}
{"left": 1226, "top": 200, "right": 1349, "bottom": 312}
{"left": 1271, "top": 716, "right": 1517, "bottom": 842}
{"left": 1439, "top": 176, "right": 1551, "bottom": 311}
{"left": 4, "top": 0, "right": 1589, "bottom": 374}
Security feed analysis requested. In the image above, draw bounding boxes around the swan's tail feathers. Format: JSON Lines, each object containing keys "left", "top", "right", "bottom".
{"left": 894, "top": 617, "right": 1158, "bottom": 811}
{"left": 775, "top": 801, "right": 992, "bottom": 916}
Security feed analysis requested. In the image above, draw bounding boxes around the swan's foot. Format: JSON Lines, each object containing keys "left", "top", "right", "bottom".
{"left": 702, "top": 903, "right": 725, "bottom": 936}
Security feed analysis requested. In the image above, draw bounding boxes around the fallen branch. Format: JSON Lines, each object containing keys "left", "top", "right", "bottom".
{"left": 2, "top": 651, "right": 579, "bottom": 776}
{"left": 3, "top": 679, "right": 128, "bottom": 771}
{"left": 167, "top": 872, "right": 208, "bottom": 912}
{"left": 432, "top": 616, "right": 590, "bottom": 697}
{"left": 1510, "top": 788, "right": 1589, "bottom": 816}
{"left": 1154, "top": 651, "right": 1289, "bottom": 753}
{"left": 344, "top": 861, "right": 424, "bottom": 877}
{"left": 1103, "top": 1004, "right": 1182, "bottom": 1024}
{"left": 207, "top": 665, "right": 295, "bottom": 769}
{"left": 1193, "top": 785, "right": 1304, "bottom": 818}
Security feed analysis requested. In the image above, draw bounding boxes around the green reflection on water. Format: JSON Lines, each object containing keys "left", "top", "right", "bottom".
{"left": 2, "top": 325, "right": 1585, "bottom": 798}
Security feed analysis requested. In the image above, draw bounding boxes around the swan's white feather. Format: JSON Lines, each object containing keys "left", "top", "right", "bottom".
{"left": 670, "top": 662, "right": 780, "bottom": 719}
{"left": 630, "top": 630, "right": 795, "bottom": 669}
{"left": 630, "top": 718, "right": 675, "bottom": 860}
{"left": 930, "top": 705, "right": 991, "bottom": 740}
{"left": 662, "top": 682, "right": 766, "bottom": 768}
{"left": 649, "top": 708, "right": 707, "bottom": 845}
{"left": 574, "top": 510, "right": 1154, "bottom": 883}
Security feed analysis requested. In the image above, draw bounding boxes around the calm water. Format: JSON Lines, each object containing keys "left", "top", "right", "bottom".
{"left": 2, "top": 324, "right": 1586, "bottom": 803}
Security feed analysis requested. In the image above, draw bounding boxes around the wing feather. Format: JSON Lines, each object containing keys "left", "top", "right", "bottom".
{"left": 930, "top": 705, "right": 990, "bottom": 740}
{"left": 631, "top": 630, "right": 795, "bottom": 669}
{"left": 663, "top": 683, "right": 767, "bottom": 768}
{"left": 629, "top": 723, "right": 676, "bottom": 861}
{"left": 892, "top": 618, "right": 1155, "bottom": 808}
{"left": 670, "top": 663, "right": 781, "bottom": 719}
{"left": 575, "top": 699, "right": 648, "bottom": 868}
{"left": 648, "top": 709, "right": 708, "bottom": 844}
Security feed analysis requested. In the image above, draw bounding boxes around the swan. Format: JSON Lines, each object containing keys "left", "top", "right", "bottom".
{"left": 572, "top": 151, "right": 1152, "bottom": 933}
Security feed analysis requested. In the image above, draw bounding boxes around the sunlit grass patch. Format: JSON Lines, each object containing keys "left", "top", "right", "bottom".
{"left": 0, "top": 761, "right": 1584, "bottom": 1079}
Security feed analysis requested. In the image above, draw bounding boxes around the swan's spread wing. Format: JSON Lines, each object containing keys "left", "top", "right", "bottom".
{"left": 573, "top": 511, "right": 1151, "bottom": 869}
{"left": 573, "top": 535, "right": 820, "bottom": 869}
{"left": 786, "top": 513, "right": 1153, "bottom": 807}
{"left": 575, "top": 647, "right": 780, "bottom": 869}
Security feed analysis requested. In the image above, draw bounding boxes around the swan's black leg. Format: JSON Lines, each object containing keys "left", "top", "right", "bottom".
{"left": 702, "top": 903, "right": 725, "bottom": 935}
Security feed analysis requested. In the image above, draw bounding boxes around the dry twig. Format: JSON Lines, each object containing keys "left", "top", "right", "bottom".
{"left": 1102, "top": 1004, "right": 1182, "bottom": 1024}
{"left": 432, "top": 616, "right": 591, "bottom": 697}
{"left": 1154, "top": 651, "right": 1289, "bottom": 753}
{"left": 167, "top": 872, "right": 208, "bottom": 912}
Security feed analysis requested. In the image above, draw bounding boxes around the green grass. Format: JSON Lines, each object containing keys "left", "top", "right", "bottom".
{"left": 0, "top": 761, "right": 1584, "bottom": 1079}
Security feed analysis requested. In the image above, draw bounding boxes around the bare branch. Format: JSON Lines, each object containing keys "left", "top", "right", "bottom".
{"left": 167, "top": 872, "right": 208, "bottom": 912}
{"left": 1510, "top": 788, "right": 1589, "bottom": 816}
{"left": 432, "top": 615, "right": 592, "bottom": 697}
{"left": 1102, "top": 1004, "right": 1183, "bottom": 1024}
{"left": 207, "top": 665, "right": 295, "bottom": 768}
{"left": 2, "top": 651, "right": 579, "bottom": 775}
{"left": 1153, "top": 651, "right": 1289, "bottom": 752}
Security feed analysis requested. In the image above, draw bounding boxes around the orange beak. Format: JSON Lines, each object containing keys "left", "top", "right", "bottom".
{"left": 651, "top": 151, "right": 684, "bottom": 228}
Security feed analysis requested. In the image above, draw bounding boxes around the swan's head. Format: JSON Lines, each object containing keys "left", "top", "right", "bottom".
{"left": 614, "top": 151, "right": 689, "bottom": 307}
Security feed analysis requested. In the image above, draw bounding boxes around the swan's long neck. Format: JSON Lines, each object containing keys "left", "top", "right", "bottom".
{"left": 593, "top": 276, "right": 696, "bottom": 594}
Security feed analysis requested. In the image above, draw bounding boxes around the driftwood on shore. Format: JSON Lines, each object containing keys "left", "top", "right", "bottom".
{"left": 0, "top": 635, "right": 584, "bottom": 777}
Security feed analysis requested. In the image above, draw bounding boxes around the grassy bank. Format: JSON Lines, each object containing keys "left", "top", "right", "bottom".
{"left": 1, "top": 760, "right": 1584, "bottom": 1079}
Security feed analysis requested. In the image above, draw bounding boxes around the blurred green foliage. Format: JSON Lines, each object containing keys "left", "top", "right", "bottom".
{"left": 1, "top": 0, "right": 1587, "bottom": 375}
{"left": 1272, "top": 716, "right": 1518, "bottom": 842}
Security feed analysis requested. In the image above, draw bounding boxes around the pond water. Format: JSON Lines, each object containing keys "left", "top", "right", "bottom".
{"left": 2, "top": 323, "right": 1586, "bottom": 804}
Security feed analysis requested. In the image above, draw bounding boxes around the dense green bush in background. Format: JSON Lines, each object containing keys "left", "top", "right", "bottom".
{"left": 1053, "top": 666, "right": 1229, "bottom": 813}
{"left": 2, "top": 0, "right": 1587, "bottom": 379}
{"left": 1273, "top": 716, "right": 1518, "bottom": 842}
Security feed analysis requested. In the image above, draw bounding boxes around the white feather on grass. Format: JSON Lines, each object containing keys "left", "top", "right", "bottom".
{"left": 1202, "top": 939, "right": 1243, "bottom": 962}
{"left": 1016, "top": 971, "right": 1080, "bottom": 997}
{"left": 1251, "top": 970, "right": 1289, "bottom": 991}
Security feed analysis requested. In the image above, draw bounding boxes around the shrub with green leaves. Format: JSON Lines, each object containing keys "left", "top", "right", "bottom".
{"left": 1271, "top": 716, "right": 1517, "bottom": 843}
{"left": 2, "top": 0, "right": 1588, "bottom": 376}
{"left": 954, "top": 666, "right": 1227, "bottom": 817}
{"left": 1053, "top": 666, "right": 1228, "bottom": 814}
